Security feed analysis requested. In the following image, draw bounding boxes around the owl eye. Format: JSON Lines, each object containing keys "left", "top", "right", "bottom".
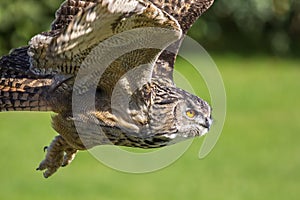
{"left": 186, "top": 109, "right": 196, "bottom": 118}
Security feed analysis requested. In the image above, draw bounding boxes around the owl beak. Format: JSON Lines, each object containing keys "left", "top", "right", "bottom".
{"left": 202, "top": 117, "right": 212, "bottom": 131}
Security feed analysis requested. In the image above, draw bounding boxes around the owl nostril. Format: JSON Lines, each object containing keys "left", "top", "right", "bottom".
{"left": 202, "top": 117, "right": 212, "bottom": 130}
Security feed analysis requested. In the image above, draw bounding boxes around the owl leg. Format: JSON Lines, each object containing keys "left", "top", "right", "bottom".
{"left": 36, "top": 135, "right": 78, "bottom": 178}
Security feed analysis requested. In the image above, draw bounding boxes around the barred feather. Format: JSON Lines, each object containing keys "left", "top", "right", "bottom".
{"left": 0, "top": 47, "right": 53, "bottom": 111}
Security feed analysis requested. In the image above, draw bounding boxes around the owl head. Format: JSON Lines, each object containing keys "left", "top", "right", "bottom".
{"left": 173, "top": 90, "right": 212, "bottom": 138}
{"left": 148, "top": 86, "right": 212, "bottom": 142}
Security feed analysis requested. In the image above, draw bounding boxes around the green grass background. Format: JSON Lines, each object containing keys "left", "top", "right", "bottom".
{"left": 0, "top": 55, "right": 299, "bottom": 200}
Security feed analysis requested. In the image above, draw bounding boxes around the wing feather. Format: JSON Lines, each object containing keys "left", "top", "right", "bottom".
{"left": 28, "top": 0, "right": 182, "bottom": 94}
{"left": 51, "top": 0, "right": 97, "bottom": 31}
{"left": 150, "top": 0, "right": 214, "bottom": 82}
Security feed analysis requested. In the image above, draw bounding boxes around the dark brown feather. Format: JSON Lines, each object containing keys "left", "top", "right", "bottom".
{"left": 151, "top": 0, "right": 214, "bottom": 81}
{"left": 0, "top": 47, "right": 52, "bottom": 111}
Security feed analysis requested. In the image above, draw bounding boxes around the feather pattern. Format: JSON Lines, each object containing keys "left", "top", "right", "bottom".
{"left": 0, "top": 0, "right": 214, "bottom": 178}
{"left": 151, "top": 0, "right": 215, "bottom": 81}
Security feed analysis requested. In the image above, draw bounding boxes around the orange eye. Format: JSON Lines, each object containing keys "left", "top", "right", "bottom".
{"left": 186, "top": 110, "right": 196, "bottom": 118}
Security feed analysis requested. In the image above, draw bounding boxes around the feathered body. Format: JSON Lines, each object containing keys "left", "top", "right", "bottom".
{"left": 0, "top": 0, "right": 214, "bottom": 177}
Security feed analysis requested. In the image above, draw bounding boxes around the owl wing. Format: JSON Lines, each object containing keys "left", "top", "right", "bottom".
{"left": 50, "top": 0, "right": 97, "bottom": 32}
{"left": 150, "top": 0, "right": 215, "bottom": 82}
{"left": 28, "top": 0, "right": 182, "bottom": 94}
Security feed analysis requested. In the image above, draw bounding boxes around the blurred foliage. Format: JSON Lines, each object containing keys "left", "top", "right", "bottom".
{"left": 0, "top": 0, "right": 299, "bottom": 56}
{"left": 191, "top": 0, "right": 300, "bottom": 56}
{"left": 0, "top": 0, "right": 61, "bottom": 55}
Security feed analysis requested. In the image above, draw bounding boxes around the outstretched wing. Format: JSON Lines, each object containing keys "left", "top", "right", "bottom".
{"left": 150, "top": 0, "right": 215, "bottom": 82}
{"left": 28, "top": 0, "right": 182, "bottom": 95}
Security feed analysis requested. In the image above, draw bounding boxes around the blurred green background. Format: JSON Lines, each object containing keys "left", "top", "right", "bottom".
{"left": 0, "top": 0, "right": 299, "bottom": 200}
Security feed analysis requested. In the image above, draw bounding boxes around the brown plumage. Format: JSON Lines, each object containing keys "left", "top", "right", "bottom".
{"left": 0, "top": 0, "right": 214, "bottom": 178}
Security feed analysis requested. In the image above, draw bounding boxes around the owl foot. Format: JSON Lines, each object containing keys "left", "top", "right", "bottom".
{"left": 62, "top": 148, "right": 78, "bottom": 167}
{"left": 36, "top": 135, "right": 78, "bottom": 178}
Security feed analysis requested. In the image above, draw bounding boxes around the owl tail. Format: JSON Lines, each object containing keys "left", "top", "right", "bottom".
{"left": 0, "top": 47, "right": 52, "bottom": 111}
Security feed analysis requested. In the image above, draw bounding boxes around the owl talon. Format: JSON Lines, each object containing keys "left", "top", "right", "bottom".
{"left": 37, "top": 135, "right": 75, "bottom": 178}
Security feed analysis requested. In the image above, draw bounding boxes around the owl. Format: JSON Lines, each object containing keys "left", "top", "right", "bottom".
{"left": 0, "top": 0, "right": 214, "bottom": 177}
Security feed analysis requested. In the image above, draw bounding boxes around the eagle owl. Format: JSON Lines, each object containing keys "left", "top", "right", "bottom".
{"left": 0, "top": 0, "right": 214, "bottom": 177}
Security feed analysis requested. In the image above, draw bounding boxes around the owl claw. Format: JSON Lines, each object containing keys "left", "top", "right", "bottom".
{"left": 36, "top": 135, "right": 78, "bottom": 178}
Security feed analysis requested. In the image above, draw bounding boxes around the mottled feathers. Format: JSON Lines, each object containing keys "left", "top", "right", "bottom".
{"left": 0, "top": 0, "right": 214, "bottom": 177}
